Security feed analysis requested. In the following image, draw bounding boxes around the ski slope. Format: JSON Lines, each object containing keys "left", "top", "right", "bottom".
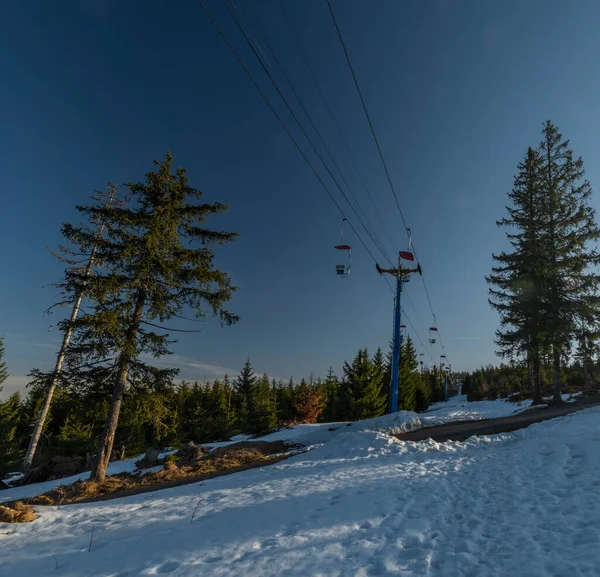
{"left": 2, "top": 405, "right": 600, "bottom": 576}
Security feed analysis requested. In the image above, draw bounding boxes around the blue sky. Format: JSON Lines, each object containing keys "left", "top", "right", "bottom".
{"left": 2, "top": 0, "right": 600, "bottom": 397}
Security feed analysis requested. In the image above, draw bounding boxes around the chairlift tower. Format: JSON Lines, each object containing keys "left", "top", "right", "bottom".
{"left": 376, "top": 251, "right": 422, "bottom": 413}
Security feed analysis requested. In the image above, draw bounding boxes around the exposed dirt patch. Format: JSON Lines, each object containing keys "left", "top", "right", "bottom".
{"left": 0, "top": 502, "right": 39, "bottom": 523}
{"left": 210, "top": 440, "right": 291, "bottom": 457}
{"left": 23, "top": 441, "right": 300, "bottom": 507}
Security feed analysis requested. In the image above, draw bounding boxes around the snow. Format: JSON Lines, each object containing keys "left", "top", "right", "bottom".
{"left": 258, "top": 411, "right": 422, "bottom": 446}
{"left": 421, "top": 393, "right": 580, "bottom": 426}
{"left": 3, "top": 405, "right": 600, "bottom": 576}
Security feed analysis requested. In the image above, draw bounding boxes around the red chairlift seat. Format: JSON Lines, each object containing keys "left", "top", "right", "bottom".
{"left": 334, "top": 244, "right": 352, "bottom": 278}
{"left": 333, "top": 218, "right": 353, "bottom": 277}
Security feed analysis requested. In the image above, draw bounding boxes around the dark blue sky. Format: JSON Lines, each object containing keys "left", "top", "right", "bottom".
{"left": 3, "top": 0, "right": 600, "bottom": 395}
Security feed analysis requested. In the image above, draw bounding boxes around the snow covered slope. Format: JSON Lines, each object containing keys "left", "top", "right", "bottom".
{"left": 421, "top": 393, "right": 580, "bottom": 426}
{"left": 0, "top": 396, "right": 574, "bottom": 502}
{"left": 2, "top": 406, "right": 600, "bottom": 576}
{"left": 420, "top": 394, "right": 529, "bottom": 426}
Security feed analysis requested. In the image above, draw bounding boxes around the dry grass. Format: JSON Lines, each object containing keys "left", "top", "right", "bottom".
{"left": 24, "top": 441, "right": 299, "bottom": 508}
{"left": 0, "top": 502, "right": 39, "bottom": 523}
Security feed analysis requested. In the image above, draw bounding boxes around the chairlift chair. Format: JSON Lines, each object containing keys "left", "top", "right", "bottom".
{"left": 400, "top": 324, "right": 407, "bottom": 340}
{"left": 429, "top": 327, "right": 438, "bottom": 344}
{"left": 334, "top": 218, "right": 352, "bottom": 278}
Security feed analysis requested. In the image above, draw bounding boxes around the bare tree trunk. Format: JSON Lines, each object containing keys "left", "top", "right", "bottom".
{"left": 90, "top": 287, "right": 147, "bottom": 482}
{"left": 23, "top": 187, "right": 116, "bottom": 470}
{"left": 23, "top": 306, "right": 80, "bottom": 470}
{"left": 552, "top": 346, "right": 562, "bottom": 403}
{"left": 532, "top": 350, "right": 543, "bottom": 405}
{"left": 583, "top": 356, "right": 592, "bottom": 391}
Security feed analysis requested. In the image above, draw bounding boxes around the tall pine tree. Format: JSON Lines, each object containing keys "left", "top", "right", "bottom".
{"left": 488, "top": 147, "right": 546, "bottom": 404}
{"left": 59, "top": 153, "right": 238, "bottom": 480}
{"left": 537, "top": 121, "right": 600, "bottom": 402}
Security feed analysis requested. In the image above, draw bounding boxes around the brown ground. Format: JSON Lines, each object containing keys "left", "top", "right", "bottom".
{"left": 0, "top": 502, "right": 38, "bottom": 523}
{"left": 14, "top": 441, "right": 299, "bottom": 512}
{"left": 394, "top": 393, "right": 600, "bottom": 443}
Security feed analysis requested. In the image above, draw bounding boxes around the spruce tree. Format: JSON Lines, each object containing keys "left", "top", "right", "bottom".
{"left": 0, "top": 393, "right": 23, "bottom": 476}
{"left": 372, "top": 347, "right": 386, "bottom": 393}
{"left": 211, "top": 377, "right": 236, "bottom": 440}
{"left": 57, "top": 153, "right": 238, "bottom": 481}
{"left": 488, "top": 147, "right": 546, "bottom": 404}
{"left": 275, "top": 377, "right": 296, "bottom": 424}
{"left": 341, "top": 348, "right": 386, "bottom": 420}
{"left": 247, "top": 373, "right": 277, "bottom": 434}
{"left": 321, "top": 368, "right": 340, "bottom": 422}
{"left": 537, "top": 121, "right": 600, "bottom": 402}
{"left": 234, "top": 359, "right": 256, "bottom": 432}
{"left": 398, "top": 337, "right": 421, "bottom": 411}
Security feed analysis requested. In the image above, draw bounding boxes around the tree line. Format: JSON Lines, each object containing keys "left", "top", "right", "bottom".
{"left": 0, "top": 338, "right": 447, "bottom": 478}
{"left": 462, "top": 360, "right": 593, "bottom": 402}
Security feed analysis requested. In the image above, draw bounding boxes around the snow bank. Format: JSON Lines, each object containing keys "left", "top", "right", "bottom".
{"left": 259, "top": 410, "right": 421, "bottom": 447}
{"left": 3, "top": 406, "right": 600, "bottom": 576}
{"left": 421, "top": 392, "right": 580, "bottom": 426}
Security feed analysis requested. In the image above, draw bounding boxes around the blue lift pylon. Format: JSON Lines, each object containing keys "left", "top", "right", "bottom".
{"left": 376, "top": 252, "right": 422, "bottom": 413}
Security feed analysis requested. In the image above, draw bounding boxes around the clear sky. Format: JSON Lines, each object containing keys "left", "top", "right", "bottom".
{"left": 3, "top": 0, "right": 600, "bottom": 397}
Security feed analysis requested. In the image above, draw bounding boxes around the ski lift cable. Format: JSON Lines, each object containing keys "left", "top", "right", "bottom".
{"left": 326, "top": 0, "right": 449, "bottom": 363}
{"left": 326, "top": 0, "right": 409, "bottom": 235}
{"left": 219, "top": 0, "right": 395, "bottom": 267}
{"left": 403, "top": 290, "right": 422, "bottom": 328}
{"left": 196, "top": 0, "right": 390, "bottom": 278}
{"left": 277, "top": 0, "right": 398, "bottom": 256}
{"left": 237, "top": 0, "right": 394, "bottom": 265}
